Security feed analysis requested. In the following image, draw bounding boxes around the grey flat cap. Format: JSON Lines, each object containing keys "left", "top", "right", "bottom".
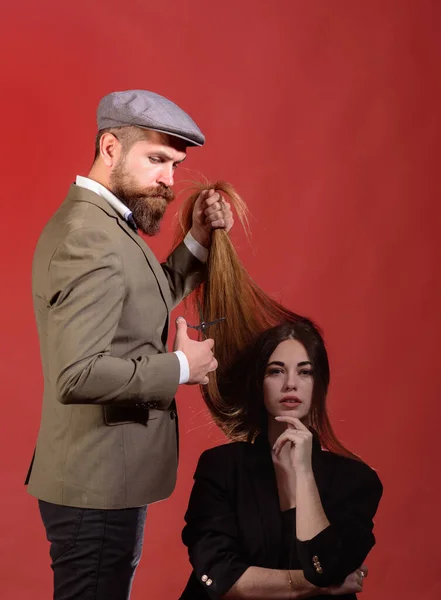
{"left": 97, "top": 89, "right": 205, "bottom": 146}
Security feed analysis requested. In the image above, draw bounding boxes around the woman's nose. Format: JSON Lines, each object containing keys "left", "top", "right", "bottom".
{"left": 284, "top": 374, "right": 298, "bottom": 391}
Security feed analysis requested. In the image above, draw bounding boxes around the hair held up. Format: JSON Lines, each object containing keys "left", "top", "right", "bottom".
{"left": 173, "top": 180, "right": 359, "bottom": 460}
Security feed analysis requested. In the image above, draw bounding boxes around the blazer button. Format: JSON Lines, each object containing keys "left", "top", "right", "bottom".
{"left": 316, "top": 566, "right": 323, "bottom": 574}
{"left": 206, "top": 579, "right": 212, "bottom": 586}
{"left": 170, "top": 410, "right": 177, "bottom": 420}
{"left": 201, "top": 575, "right": 208, "bottom": 582}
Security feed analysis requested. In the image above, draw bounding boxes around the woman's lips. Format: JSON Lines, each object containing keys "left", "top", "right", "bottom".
{"left": 280, "top": 397, "right": 301, "bottom": 408}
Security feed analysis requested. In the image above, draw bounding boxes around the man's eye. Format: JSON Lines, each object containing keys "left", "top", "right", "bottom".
{"left": 149, "top": 156, "right": 162, "bottom": 164}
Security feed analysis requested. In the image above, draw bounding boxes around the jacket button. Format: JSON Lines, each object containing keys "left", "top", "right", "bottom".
{"left": 201, "top": 575, "right": 208, "bottom": 582}
{"left": 170, "top": 410, "right": 177, "bottom": 420}
{"left": 206, "top": 579, "right": 212, "bottom": 586}
{"left": 316, "top": 566, "right": 323, "bottom": 574}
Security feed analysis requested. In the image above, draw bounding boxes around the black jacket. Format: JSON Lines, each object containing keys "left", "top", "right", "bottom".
{"left": 180, "top": 435, "right": 383, "bottom": 599}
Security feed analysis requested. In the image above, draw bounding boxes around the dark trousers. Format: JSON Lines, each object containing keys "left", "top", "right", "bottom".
{"left": 39, "top": 500, "right": 147, "bottom": 600}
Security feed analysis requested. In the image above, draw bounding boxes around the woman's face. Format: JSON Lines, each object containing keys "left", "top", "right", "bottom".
{"left": 263, "top": 338, "right": 314, "bottom": 422}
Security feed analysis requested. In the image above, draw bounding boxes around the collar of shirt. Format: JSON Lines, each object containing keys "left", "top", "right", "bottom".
{"left": 75, "top": 175, "right": 133, "bottom": 222}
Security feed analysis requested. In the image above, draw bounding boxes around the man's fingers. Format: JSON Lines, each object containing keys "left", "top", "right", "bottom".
{"left": 193, "top": 189, "right": 212, "bottom": 211}
{"left": 208, "top": 358, "right": 218, "bottom": 372}
{"left": 205, "top": 203, "right": 232, "bottom": 221}
{"left": 205, "top": 337, "right": 215, "bottom": 350}
{"left": 175, "top": 316, "right": 187, "bottom": 328}
{"left": 208, "top": 219, "right": 226, "bottom": 229}
{"left": 197, "top": 358, "right": 217, "bottom": 387}
{"left": 198, "top": 191, "right": 233, "bottom": 232}
{"left": 204, "top": 201, "right": 224, "bottom": 215}
{"left": 204, "top": 191, "right": 221, "bottom": 207}
{"left": 174, "top": 316, "right": 188, "bottom": 343}
{"left": 196, "top": 189, "right": 216, "bottom": 210}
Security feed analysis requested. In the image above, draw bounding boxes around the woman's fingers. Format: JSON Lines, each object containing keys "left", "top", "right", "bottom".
{"left": 272, "top": 429, "right": 308, "bottom": 454}
{"left": 275, "top": 416, "right": 310, "bottom": 432}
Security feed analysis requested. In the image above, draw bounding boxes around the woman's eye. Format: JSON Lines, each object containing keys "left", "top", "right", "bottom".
{"left": 299, "top": 370, "right": 313, "bottom": 377}
{"left": 266, "top": 368, "right": 283, "bottom": 376}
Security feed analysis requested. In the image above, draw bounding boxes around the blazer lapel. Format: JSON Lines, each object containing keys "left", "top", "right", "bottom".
{"left": 68, "top": 184, "right": 173, "bottom": 313}
{"left": 116, "top": 218, "right": 173, "bottom": 312}
{"left": 310, "top": 434, "right": 333, "bottom": 505}
{"left": 244, "top": 436, "right": 282, "bottom": 568}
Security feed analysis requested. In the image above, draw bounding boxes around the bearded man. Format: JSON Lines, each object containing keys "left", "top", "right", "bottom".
{"left": 26, "top": 89, "right": 233, "bottom": 600}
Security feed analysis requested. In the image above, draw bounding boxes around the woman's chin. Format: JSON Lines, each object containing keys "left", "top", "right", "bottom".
{"left": 272, "top": 406, "right": 307, "bottom": 419}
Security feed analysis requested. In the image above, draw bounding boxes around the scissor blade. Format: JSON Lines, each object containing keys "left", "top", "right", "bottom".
{"left": 203, "top": 317, "right": 226, "bottom": 328}
{"left": 187, "top": 317, "right": 226, "bottom": 332}
{"left": 196, "top": 298, "right": 205, "bottom": 325}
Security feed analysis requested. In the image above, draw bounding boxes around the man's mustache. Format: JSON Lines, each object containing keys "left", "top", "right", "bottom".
{"left": 143, "top": 185, "right": 175, "bottom": 203}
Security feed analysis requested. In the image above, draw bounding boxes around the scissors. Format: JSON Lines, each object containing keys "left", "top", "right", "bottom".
{"left": 187, "top": 299, "right": 226, "bottom": 339}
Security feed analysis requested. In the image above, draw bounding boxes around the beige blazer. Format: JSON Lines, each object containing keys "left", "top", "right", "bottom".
{"left": 26, "top": 184, "right": 205, "bottom": 509}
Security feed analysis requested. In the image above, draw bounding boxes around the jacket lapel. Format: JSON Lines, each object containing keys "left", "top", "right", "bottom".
{"left": 244, "top": 436, "right": 282, "bottom": 568}
{"left": 310, "top": 435, "right": 333, "bottom": 506}
{"left": 116, "top": 218, "right": 173, "bottom": 312}
{"left": 68, "top": 184, "right": 173, "bottom": 313}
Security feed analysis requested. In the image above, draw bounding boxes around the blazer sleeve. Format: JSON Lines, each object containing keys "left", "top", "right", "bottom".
{"left": 46, "top": 227, "right": 180, "bottom": 408}
{"left": 182, "top": 448, "right": 250, "bottom": 599}
{"left": 296, "top": 459, "right": 383, "bottom": 587}
{"left": 161, "top": 240, "right": 206, "bottom": 308}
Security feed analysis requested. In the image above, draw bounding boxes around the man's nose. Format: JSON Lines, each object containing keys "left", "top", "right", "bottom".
{"left": 157, "top": 165, "right": 174, "bottom": 187}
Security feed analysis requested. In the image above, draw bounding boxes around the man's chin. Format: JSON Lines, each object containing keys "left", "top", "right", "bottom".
{"left": 138, "top": 220, "right": 162, "bottom": 237}
{"left": 129, "top": 203, "right": 166, "bottom": 236}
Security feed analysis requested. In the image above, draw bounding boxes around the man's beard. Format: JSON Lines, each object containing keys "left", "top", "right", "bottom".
{"left": 109, "top": 160, "right": 175, "bottom": 236}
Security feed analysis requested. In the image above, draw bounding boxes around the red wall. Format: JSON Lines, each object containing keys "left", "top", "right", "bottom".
{"left": 1, "top": 1, "right": 440, "bottom": 597}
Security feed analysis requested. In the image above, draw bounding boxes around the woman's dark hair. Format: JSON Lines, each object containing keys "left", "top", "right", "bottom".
{"left": 207, "top": 319, "right": 360, "bottom": 460}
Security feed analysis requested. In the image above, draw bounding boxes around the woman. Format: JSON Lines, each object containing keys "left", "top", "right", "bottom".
{"left": 179, "top": 319, "right": 383, "bottom": 599}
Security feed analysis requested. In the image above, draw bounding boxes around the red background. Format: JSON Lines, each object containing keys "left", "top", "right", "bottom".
{"left": 1, "top": 1, "right": 440, "bottom": 598}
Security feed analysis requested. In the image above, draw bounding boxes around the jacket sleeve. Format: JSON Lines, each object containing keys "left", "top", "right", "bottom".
{"left": 46, "top": 227, "right": 180, "bottom": 408}
{"left": 161, "top": 240, "right": 206, "bottom": 308}
{"left": 297, "top": 460, "right": 383, "bottom": 587}
{"left": 182, "top": 448, "right": 250, "bottom": 599}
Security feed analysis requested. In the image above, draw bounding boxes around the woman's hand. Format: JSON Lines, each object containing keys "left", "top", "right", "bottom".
{"left": 326, "top": 565, "right": 368, "bottom": 595}
{"left": 272, "top": 416, "right": 313, "bottom": 473}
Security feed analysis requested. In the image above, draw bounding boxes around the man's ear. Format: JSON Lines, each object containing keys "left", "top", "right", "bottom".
{"left": 99, "top": 132, "right": 121, "bottom": 167}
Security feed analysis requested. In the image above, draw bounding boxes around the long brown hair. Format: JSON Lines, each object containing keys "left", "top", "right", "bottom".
{"left": 173, "top": 181, "right": 359, "bottom": 459}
